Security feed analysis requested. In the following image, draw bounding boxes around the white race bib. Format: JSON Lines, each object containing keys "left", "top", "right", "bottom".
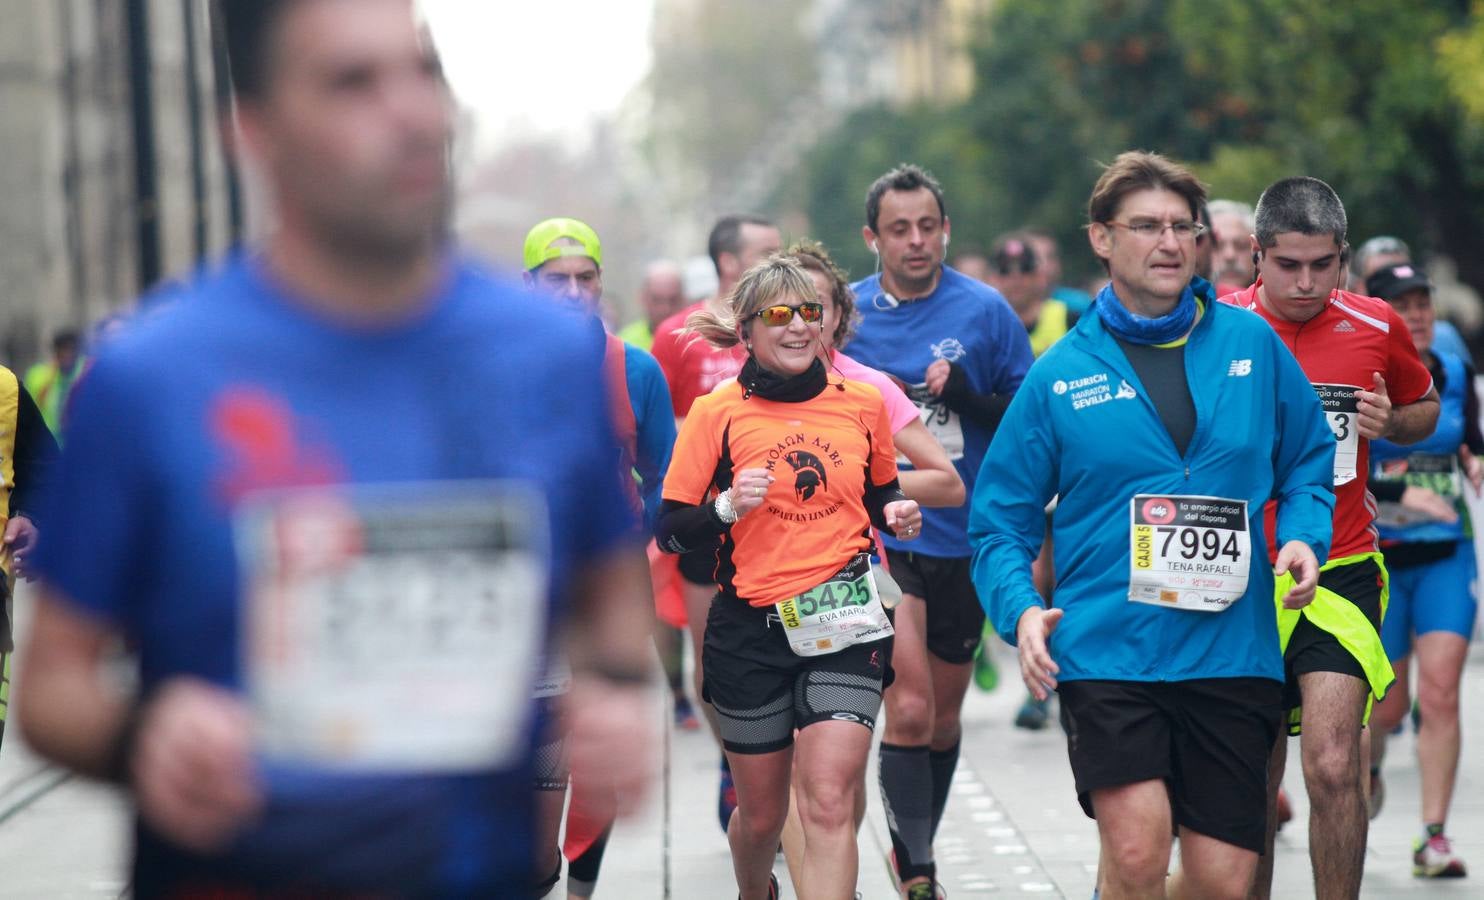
{"left": 1129, "top": 495, "right": 1250, "bottom": 613}
{"left": 903, "top": 383, "right": 963, "bottom": 461}
{"left": 1313, "top": 383, "right": 1362, "bottom": 485}
{"left": 238, "top": 481, "right": 550, "bottom": 772}
{"left": 775, "top": 554, "right": 894, "bottom": 657}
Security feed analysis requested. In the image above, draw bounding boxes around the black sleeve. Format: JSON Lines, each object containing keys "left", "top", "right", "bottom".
{"left": 938, "top": 361, "right": 1013, "bottom": 434}
{"left": 9, "top": 385, "right": 60, "bottom": 520}
{"left": 864, "top": 477, "right": 906, "bottom": 535}
{"left": 1464, "top": 363, "right": 1484, "bottom": 455}
{"left": 655, "top": 498, "right": 728, "bottom": 554}
{"left": 1369, "top": 479, "right": 1405, "bottom": 503}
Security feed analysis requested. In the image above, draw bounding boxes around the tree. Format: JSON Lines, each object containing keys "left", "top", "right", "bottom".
{"left": 791, "top": 0, "right": 1484, "bottom": 293}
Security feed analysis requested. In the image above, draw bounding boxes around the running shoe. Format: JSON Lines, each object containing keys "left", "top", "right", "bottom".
{"left": 972, "top": 630, "right": 998, "bottom": 692}
{"left": 738, "top": 872, "right": 780, "bottom": 900}
{"left": 1367, "top": 768, "right": 1384, "bottom": 821}
{"left": 1413, "top": 833, "right": 1467, "bottom": 878}
{"left": 674, "top": 696, "right": 700, "bottom": 731}
{"left": 719, "top": 756, "right": 738, "bottom": 833}
{"left": 1014, "top": 694, "right": 1049, "bottom": 730}
{"left": 905, "top": 880, "right": 945, "bottom": 899}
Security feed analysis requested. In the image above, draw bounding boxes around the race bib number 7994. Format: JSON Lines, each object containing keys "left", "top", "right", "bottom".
{"left": 1129, "top": 494, "right": 1251, "bottom": 613}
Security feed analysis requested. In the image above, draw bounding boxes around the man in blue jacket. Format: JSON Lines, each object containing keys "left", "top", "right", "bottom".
{"left": 969, "top": 151, "right": 1336, "bottom": 900}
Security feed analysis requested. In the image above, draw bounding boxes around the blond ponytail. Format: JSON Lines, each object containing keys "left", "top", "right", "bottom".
{"left": 684, "top": 255, "right": 816, "bottom": 349}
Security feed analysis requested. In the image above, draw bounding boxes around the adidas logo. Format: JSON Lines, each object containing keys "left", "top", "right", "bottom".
{"left": 1334, "top": 319, "right": 1356, "bottom": 333}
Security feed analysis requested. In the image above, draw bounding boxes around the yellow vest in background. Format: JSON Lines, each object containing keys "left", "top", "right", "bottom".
{"left": 1029, "top": 300, "right": 1071, "bottom": 358}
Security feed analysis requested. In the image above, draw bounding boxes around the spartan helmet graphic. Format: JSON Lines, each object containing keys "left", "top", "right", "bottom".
{"left": 784, "top": 450, "right": 828, "bottom": 502}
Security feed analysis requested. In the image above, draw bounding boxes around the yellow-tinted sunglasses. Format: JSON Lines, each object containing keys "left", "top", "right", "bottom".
{"left": 752, "top": 302, "right": 824, "bottom": 327}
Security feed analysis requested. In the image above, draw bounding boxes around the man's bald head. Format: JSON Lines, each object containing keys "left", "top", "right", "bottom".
{"left": 640, "top": 260, "right": 686, "bottom": 329}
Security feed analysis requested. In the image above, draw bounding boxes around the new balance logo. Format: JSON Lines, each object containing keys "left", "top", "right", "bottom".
{"left": 1228, "top": 359, "right": 1252, "bottom": 377}
{"left": 1334, "top": 319, "right": 1356, "bottom": 333}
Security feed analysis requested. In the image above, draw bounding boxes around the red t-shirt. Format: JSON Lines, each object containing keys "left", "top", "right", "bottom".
{"left": 1222, "top": 280, "right": 1435, "bottom": 559}
{"left": 650, "top": 301, "right": 747, "bottom": 418}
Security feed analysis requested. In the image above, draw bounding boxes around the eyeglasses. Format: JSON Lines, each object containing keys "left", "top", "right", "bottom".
{"left": 752, "top": 302, "right": 824, "bottom": 327}
{"left": 1105, "top": 220, "right": 1207, "bottom": 241}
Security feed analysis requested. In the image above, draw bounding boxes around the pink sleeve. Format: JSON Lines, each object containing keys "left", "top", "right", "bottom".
{"left": 877, "top": 376, "right": 919, "bottom": 433}
{"left": 835, "top": 354, "right": 918, "bottom": 433}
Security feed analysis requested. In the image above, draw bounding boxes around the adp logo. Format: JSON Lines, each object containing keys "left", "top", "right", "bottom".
{"left": 1141, "top": 497, "right": 1177, "bottom": 525}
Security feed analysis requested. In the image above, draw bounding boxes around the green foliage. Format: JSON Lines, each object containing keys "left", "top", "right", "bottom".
{"left": 797, "top": 104, "right": 990, "bottom": 281}
{"left": 791, "top": 0, "right": 1484, "bottom": 290}
{"left": 647, "top": 1, "right": 817, "bottom": 201}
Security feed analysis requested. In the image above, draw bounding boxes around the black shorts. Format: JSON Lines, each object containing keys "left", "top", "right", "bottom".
{"left": 1058, "top": 678, "right": 1282, "bottom": 854}
{"left": 678, "top": 541, "right": 718, "bottom": 587}
{"left": 1282, "top": 557, "right": 1385, "bottom": 711}
{"left": 701, "top": 592, "right": 892, "bottom": 755}
{"left": 883, "top": 548, "right": 985, "bottom": 664}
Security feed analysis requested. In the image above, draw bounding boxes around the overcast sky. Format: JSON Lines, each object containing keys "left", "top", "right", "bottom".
{"left": 420, "top": 0, "right": 657, "bottom": 152}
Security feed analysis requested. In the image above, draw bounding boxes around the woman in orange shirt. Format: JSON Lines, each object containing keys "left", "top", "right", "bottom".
{"left": 657, "top": 257, "right": 921, "bottom": 899}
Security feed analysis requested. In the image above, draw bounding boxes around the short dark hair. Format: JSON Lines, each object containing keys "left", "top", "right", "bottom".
{"left": 1253, "top": 177, "right": 1347, "bottom": 250}
{"left": 52, "top": 330, "right": 81, "bottom": 352}
{"left": 707, "top": 215, "right": 776, "bottom": 271}
{"left": 214, "top": 0, "right": 297, "bottom": 100}
{"left": 1087, "top": 151, "right": 1207, "bottom": 225}
{"left": 865, "top": 164, "right": 947, "bottom": 234}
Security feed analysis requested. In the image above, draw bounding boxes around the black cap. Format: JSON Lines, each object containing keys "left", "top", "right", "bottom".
{"left": 1365, "top": 263, "right": 1430, "bottom": 301}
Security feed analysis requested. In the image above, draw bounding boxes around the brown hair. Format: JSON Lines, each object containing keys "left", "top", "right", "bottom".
{"left": 784, "top": 240, "right": 858, "bottom": 349}
{"left": 1087, "top": 151, "right": 1207, "bottom": 226}
{"left": 685, "top": 256, "right": 817, "bottom": 349}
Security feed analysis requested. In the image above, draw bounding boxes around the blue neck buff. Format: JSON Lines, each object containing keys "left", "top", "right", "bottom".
{"left": 1096, "top": 278, "right": 1209, "bottom": 345}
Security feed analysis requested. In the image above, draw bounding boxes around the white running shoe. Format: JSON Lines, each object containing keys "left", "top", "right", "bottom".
{"left": 1414, "top": 833, "right": 1468, "bottom": 878}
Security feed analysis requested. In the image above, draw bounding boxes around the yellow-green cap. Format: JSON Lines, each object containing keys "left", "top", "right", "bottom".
{"left": 522, "top": 217, "right": 602, "bottom": 271}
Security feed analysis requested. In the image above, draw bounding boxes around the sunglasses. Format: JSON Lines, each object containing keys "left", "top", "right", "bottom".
{"left": 752, "top": 302, "right": 824, "bottom": 327}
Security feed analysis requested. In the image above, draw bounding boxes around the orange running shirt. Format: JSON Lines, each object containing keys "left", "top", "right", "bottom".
{"left": 663, "top": 377, "right": 899, "bottom": 606}
{"left": 1223, "top": 281, "right": 1435, "bottom": 559}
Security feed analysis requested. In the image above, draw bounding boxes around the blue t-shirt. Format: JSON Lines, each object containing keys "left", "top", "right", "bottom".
{"left": 846, "top": 265, "right": 1033, "bottom": 556}
{"left": 620, "top": 340, "right": 676, "bottom": 530}
{"left": 37, "top": 254, "right": 634, "bottom": 895}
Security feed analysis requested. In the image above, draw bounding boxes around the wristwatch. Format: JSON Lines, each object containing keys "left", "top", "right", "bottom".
{"left": 713, "top": 490, "right": 739, "bottom": 525}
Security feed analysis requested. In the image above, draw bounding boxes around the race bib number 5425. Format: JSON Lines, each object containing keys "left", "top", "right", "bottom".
{"left": 237, "top": 481, "right": 550, "bottom": 772}
{"left": 1129, "top": 495, "right": 1250, "bottom": 613}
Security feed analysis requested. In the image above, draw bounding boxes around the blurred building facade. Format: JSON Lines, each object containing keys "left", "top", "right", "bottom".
{"left": 811, "top": 0, "right": 990, "bottom": 110}
{"left": 644, "top": 0, "right": 991, "bottom": 249}
{"left": 0, "top": 0, "right": 235, "bottom": 370}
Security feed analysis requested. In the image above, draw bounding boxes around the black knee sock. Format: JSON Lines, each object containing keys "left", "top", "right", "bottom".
{"left": 928, "top": 740, "right": 961, "bottom": 839}
{"left": 879, "top": 742, "right": 935, "bottom": 881}
{"left": 567, "top": 825, "right": 612, "bottom": 897}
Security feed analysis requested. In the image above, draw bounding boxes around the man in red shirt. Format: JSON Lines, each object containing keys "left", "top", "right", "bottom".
{"left": 649, "top": 213, "right": 782, "bottom": 831}
{"left": 1223, "top": 176, "right": 1439, "bottom": 900}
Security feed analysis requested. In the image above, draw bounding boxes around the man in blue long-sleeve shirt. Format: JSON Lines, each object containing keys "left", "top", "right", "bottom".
{"left": 969, "top": 152, "right": 1336, "bottom": 900}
